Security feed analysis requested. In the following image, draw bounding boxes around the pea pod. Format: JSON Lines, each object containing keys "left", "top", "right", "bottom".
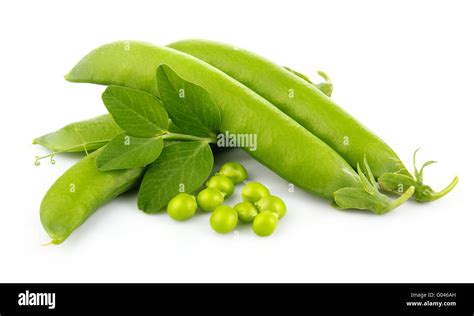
{"left": 65, "top": 41, "right": 413, "bottom": 213}
{"left": 40, "top": 148, "right": 144, "bottom": 244}
{"left": 33, "top": 114, "right": 122, "bottom": 153}
{"left": 168, "top": 39, "right": 458, "bottom": 202}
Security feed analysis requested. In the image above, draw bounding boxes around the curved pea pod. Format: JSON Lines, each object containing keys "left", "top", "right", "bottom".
{"left": 33, "top": 114, "right": 122, "bottom": 153}
{"left": 168, "top": 39, "right": 457, "bottom": 202}
{"left": 64, "top": 41, "right": 412, "bottom": 213}
{"left": 40, "top": 149, "right": 144, "bottom": 244}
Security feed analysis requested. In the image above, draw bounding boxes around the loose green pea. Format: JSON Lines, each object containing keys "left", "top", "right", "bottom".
{"left": 234, "top": 201, "right": 258, "bottom": 223}
{"left": 210, "top": 205, "right": 238, "bottom": 234}
{"left": 218, "top": 162, "right": 247, "bottom": 184}
{"left": 255, "top": 195, "right": 286, "bottom": 219}
{"left": 206, "top": 175, "right": 235, "bottom": 198}
{"left": 197, "top": 187, "right": 225, "bottom": 212}
{"left": 167, "top": 193, "right": 197, "bottom": 221}
{"left": 252, "top": 211, "right": 278, "bottom": 237}
{"left": 241, "top": 182, "right": 270, "bottom": 203}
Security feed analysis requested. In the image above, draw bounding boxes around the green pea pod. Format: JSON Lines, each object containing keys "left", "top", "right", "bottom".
{"left": 168, "top": 39, "right": 457, "bottom": 202}
{"left": 40, "top": 148, "right": 144, "bottom": 244}
{"left": 33, "top": 114, "right": 122, "bottom": 153}
{"left": 64, "top": 41, "right": 412, "bottom": 213}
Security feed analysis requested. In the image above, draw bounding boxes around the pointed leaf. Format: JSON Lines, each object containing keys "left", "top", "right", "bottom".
{"left": 418, "top": 160, "right": 437, "bottom": 182}
{"left": 363, "top": 157, "right": 377, "bottom": 188}
{"left": 357, "top": 163, "right": 377, "bottom": 195}
{"left": 156, "top": 64, "right": 221, "bottom": 137}
{"left": 334, "top": 185, "right": 414, "bottom": 215}
{"left": 102, "top": 86, "right": 169, "bottom": 137}
{"left": 96, "top": 134, "right": 163, "bottom": 171}
{"left": 413, "top": 148, "right": 421, "bottom": 178}
{"left": 138, "top": 141, "right": 214, "bottom": 213}
{"left": 334, "top": 187, "right": 386, "bottom": 213}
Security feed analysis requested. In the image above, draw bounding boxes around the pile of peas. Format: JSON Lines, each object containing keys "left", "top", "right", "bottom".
{"left": 166, "top": 162, "right": 286, "bottom": 237}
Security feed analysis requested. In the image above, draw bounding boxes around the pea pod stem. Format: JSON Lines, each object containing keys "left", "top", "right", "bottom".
{"left": 34, "top": 139, "right": 112, "bottom": 165}
{"left": 161, "top": 132, "right": 216, "bottom": 143}
{"left": 384, "top": 186, "right": 416, "bottom": 213}
{"left": 378, "top": 149, "right": 458, "bottom": 202}
{"left": 334, "top": 158, "right": 415, "bottom": 214}
{"left": 424, "top": 177, "right": 459, "bottom": 202}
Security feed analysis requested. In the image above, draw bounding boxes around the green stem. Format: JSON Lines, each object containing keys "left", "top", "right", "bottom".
{"left": 333, "top": 157, "right": 414, "bottom": 214}
{"left": 378, "top": 149, "right": 458, "bottom": 202}
{"left": 161, "top": 133, "right": 216, "bottom": 143}
{"left": 34, "top": 139, "right": 113, "bottom": 166}
{"left": 384, "top": 186, "right": 415, "bottom": 214}
{"left": 35, "top": 131, "right": 217, "bottom": 166}
{"left": 419, "top": 176, "right": 459, "bottom": 202}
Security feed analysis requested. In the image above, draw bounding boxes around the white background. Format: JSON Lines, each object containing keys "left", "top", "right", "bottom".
{"left": 0, "top": 0, "right": 472, "bottom": 283}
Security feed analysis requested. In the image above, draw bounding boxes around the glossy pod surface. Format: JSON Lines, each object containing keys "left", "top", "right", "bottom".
{"left": 33, "top": 114, "right": 122, "bottom": 152}
{"left": 168, "top": 39, "right": 408, "bottom": 178}
{"left": 65, "top": 41, "right": 360, "bottom": 199}
{"left": 40, "top": 149, "right": 144, "bottom": 244}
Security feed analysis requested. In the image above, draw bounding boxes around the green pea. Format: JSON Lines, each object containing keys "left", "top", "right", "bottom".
{"left": 218, "top": 162, "right": 247, "bottom": 184}
{"left": 167, "top": 193, "right": 197, "bottom": 221}
{"left": 234, "top": 202, "right": 258, "bottom": 223}
{"left": 252, "top": 211, "right": 278, "bottom": 237}
{"left": 197, "top": 187, "right": 225, "bottom": 212}
{"left": 255, "top": 195, "right": 286, "bottom": 219}
{"left": 206, "top": 175, "right": 234, "bottom": 198}
{"left": 210, "top": 205, "right": 238, "bottom": 234}
{"left": 241, "top": 182, "right": 270, "bottom": 204}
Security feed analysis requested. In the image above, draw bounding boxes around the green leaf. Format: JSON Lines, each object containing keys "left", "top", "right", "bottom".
{"left": 334, "top": 187, "right": 383, "bottom": 212}
{"left": 102, "top": 86, "right": 169, "bottom": 137}
{"left": 33, "top": 114, "right": 122, "bottom": 152}
{"left": 362, "top": 157, "right": 377, "bottom": 188}
{"left": 96, "top": 134, "right": 163, "bottom": 171}
{"left": 138, "top": 141, "right": 214, "bottom": 213}
{"left": 333, "top": 158, "right": 414, "bottom": 214}
{"left": 334, "top": 186, "right": 415, "bottom": 215}
{"left": 314, "top": 70, "right": 333, "bottom": 97}
{"left": 356, "top": 163, "right": 377, "bottom": 195}
{"left": 156, "top": 64, "right": 221, "bottom": 137}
